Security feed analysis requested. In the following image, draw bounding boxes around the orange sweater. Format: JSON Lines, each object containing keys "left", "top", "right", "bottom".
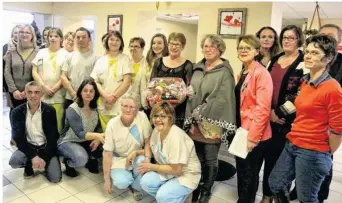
{"left": 287, "top": 77, "right": 342, "bottom": 152}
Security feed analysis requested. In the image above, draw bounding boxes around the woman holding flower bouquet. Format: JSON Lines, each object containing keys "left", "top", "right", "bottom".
{"left": 184, "top": 34, "right": 237, "bottom": 203}
{"left": 150, "top": 32, "right": 193, "bottom": 128}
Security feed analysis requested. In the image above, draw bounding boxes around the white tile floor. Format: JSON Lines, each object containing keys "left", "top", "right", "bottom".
{"left": 2, "top": 105, "right": 342, "bottom": 203}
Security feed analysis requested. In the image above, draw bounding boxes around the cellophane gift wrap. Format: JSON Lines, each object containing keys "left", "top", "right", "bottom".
{"left": 146, "top": 77, "right": 187, "bottom": 107}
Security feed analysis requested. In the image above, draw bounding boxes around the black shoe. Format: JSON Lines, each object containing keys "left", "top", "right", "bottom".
{"left": 85, "top": 159, "right": 99, "bottom": 174}
{"left": 24, "top": 165, "right": 34, "bottom": 179}
{"left": 289, "top": 187, "right": 298, "bottom": 201}
{"left": 64, "top": 160, "right": 79, "bottom": 177}
{"left": 274, "top": 193, "right": 290, "bottom": 203}
{"left": 198, "top": 194, "right": 210, "bottom": 203}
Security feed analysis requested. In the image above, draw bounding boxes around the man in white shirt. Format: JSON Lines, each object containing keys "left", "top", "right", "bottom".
{"left": 61, "top": 27, "right": 97, "bottom": 109}
{"left": 9, "top": 81, "right": 62, "bottom": 183}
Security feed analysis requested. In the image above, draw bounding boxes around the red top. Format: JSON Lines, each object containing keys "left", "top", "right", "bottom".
{"left": 270, "top": 62, "right": 288, "bottom": 108}
{"left": 287, "top": 78, "right": 342, "bottom": 152}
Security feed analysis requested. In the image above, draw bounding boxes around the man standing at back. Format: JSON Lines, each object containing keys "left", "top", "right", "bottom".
{"left": 9, "top": 81, "right": 62, "bottom": 183}
{"left": 61, "top": 27, "right": 98, "bottom": 109}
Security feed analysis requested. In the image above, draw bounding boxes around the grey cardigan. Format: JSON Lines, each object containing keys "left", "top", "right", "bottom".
{"left": 4, "top": 48, "right": 39, "bottom": 93}
{"left": 184, "top": 58, "right": 237, "bottom": 145}
{"left": 58, "top": 102, "right": 102, "bottom": 145}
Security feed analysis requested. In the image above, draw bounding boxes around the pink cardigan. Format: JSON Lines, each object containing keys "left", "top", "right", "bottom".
{"left": 238, "top": 61, "right": 273, "bottom": 143}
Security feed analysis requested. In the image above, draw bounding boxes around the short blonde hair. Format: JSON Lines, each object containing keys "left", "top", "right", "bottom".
{"left": 150, "top": 102, "right": 176, "bottom": 124}
{"left": 237, "top": 35, "right": 261, "bottom": 50}
{"left": 168, "top": 32, "right": 186, "bottom": 47}
{"left": 64, "top": 31, "right": 75, "bottom": 40}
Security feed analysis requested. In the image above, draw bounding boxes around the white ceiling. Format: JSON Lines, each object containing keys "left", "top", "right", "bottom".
{"left": 282, "top": 2, "right": 342, "bottom": 19}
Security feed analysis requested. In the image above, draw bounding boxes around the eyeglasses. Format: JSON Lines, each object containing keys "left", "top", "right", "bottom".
{"left": 168, "top": 43, "right": 182, "bottom": 48}
{"left": 304, "top": 50, "right": 325, "bottom": 57}
{"left": 282, "top": 36, "right": 297, "bottom": 42}
{"left": 237, "top": 46, "right": 254, "bottom": 52}
{"left": 20, "top": 31, "right": 32, "bottom": 35}
{"left": 153, "top": 115, "right": 169, "bottom": 119}
{"left": 121, "top": 105, "right": 136, "bottom": 110}
{"left": 203, "top": 45, "right": 217, "bottom": 51}
{"left": 129, "top": 45, "right": 141, "bottom": 49}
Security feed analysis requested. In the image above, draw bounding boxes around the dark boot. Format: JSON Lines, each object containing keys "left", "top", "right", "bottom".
{"left": 85, "top": 158, "right": 99, "bottom": 174}
{"left": 24, "top": 160, "right": 34, "bottom": 179}
{"left": 191, "top": 184, "right": 202, "bottom": 203}
{"left": 289, "top": 186, "right": 297, "bottom": 201}
{"left": 273, "top": 192, "right": 290, "bottom": 203}
{"left": 198, "top": 166, "right": 218, "bottom": 203}
{"left": 64, "top": 159, "right": 79, "bottom": 177}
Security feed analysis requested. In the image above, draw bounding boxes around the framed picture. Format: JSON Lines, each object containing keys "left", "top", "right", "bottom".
{"left": 217, "top": 8, "right": 247, "bottom": 39}
{"left": 107, "top": 15, "right": 123, "bottom": 34}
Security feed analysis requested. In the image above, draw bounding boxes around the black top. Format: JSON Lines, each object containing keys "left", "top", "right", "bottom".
{"left": 11, "top": 102, "right": 59, "bottom": 161}
{"left": 235, "top": 73, "right": 248, "bottom": 128}
{"left": 150, "top": 57, "right": 193, "bottom": 128}
{"left": 329, "top": 53, "right": 342, "bottom": 86}
{"left": 3, "top": 44, "right": 8, "bottom": 92}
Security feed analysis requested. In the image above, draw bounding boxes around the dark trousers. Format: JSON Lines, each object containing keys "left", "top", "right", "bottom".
{"left": 192, "top": 141, "right": 221, "bottom": 199}
{"left": 9, "top": 92, "right": 27, "bottom": 108}
{"left": 236, "top": 140, "right": 269, "bottom": 203}
{"left": 262, "top": 124, "right": 289, "bottom": 196}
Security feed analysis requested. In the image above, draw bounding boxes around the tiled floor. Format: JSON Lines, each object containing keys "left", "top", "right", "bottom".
{"left": 2, "top": 103, "right": 342, "bottom": 203}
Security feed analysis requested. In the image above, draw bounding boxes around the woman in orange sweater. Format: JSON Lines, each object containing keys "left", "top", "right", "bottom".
{"left": 269, "top": 34, "right": 342, "bottom": 203}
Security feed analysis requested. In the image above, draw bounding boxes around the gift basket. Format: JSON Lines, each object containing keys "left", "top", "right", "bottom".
{"left": 146, "top": 77, "right": 187, "bottom": 107}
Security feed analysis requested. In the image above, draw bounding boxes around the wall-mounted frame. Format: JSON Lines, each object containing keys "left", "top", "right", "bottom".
{"left": 107, "top": 15, "right": 123, "bottom": 34}
{"left": 217, "top": 8, "right": 247, "bottom": 39}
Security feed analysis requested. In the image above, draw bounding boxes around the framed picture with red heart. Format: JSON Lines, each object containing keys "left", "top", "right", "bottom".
{"left": 217, "top": 8, "right": 247, "bottom": 39}
{"left": 107, "top": 15, "right": 123, "bottom": 34}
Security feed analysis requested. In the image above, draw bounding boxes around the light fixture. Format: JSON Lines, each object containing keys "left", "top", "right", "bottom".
{"left": 304, "top": 1, "right": 322, "bottom": 37}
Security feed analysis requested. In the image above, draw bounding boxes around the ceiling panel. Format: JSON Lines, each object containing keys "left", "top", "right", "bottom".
{"left": 283, "top": 2, "right": 342, "bottom": 19}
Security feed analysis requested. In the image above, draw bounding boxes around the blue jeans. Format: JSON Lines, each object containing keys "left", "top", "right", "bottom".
{"left": 140, "top": 171, "right": 193, "bottom": 203}
{"left": 110, "top": 155, "right": 145, "bottom": 191}
{"left": 9, "top": 150, "right": 62, "bottom": 183}
{"left": 269, "top": 141, "right": 332, "bottom": 203}
{"left": 58, "top": 141, "right": 102, "bottom": 168}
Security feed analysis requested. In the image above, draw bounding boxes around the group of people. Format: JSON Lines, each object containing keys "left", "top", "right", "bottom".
{"left": 2, "top": 21, "right": 342, "bottom": 203}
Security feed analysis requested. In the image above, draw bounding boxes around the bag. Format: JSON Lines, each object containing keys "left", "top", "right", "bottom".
{"left": 146, "top": 77, "right": 187, "bottom": 107}
{"left": 190, "top": 121, "right": 222, "bottom": 140}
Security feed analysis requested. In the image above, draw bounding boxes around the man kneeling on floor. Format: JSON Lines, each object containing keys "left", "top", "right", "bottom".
{"left": 9, "top": 81, "right": 62, "bottom": 183}
{"left": 103, "top": 96, "right": 152, "bottom": 201}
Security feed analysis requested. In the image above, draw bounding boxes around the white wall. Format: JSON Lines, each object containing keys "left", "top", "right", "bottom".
{"left": 156, "top": 19, "right": 198, "bottom": 62}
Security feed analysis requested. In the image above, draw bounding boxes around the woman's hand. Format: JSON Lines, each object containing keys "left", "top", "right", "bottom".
{"left": 137, "top": 162, "right": 152, "bottom": 174}
{"left": 96, "top": 133, "right": 105, "bottom": 144}
{"left": 104, "top": 179, "right": 112, "bottom": 194}
{"left": 13, "top": 90, "right": 23, "bottom": 100}
{"left": 20, "top": 91, "right": 26, "bottom": 99}
{"left": 43, "top": 85, "right": 55, "bottom": 96}
{"left": 126, "top": 151, "right": 137, "bottom": 169}
{"left": 90, "top": 140, "right": 101, "bottom": 152}
{"left": 271, "top": 110, "right": 285, "bottom": 125}
{"left": 247, "top": 140, "right": 257, "bottom": 152}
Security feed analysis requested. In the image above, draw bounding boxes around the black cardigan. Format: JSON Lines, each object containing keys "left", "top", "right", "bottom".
{"left": 267, "top": 50, "right": 304, "bottom": 126}
{"left": 11, "top": 102, "right": 59, "bottom": 161}
{"left": 329, "top": 52, "right": 342, "bottom": 86}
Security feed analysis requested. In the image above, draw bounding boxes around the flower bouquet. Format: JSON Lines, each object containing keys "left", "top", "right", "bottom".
{"left": 146, "top": 77, "right": 187, "bottom": 107}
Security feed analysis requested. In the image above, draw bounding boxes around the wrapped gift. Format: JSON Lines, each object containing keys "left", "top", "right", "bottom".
{"left": 146, "top": 77, "right": 187, "bottom": 106}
